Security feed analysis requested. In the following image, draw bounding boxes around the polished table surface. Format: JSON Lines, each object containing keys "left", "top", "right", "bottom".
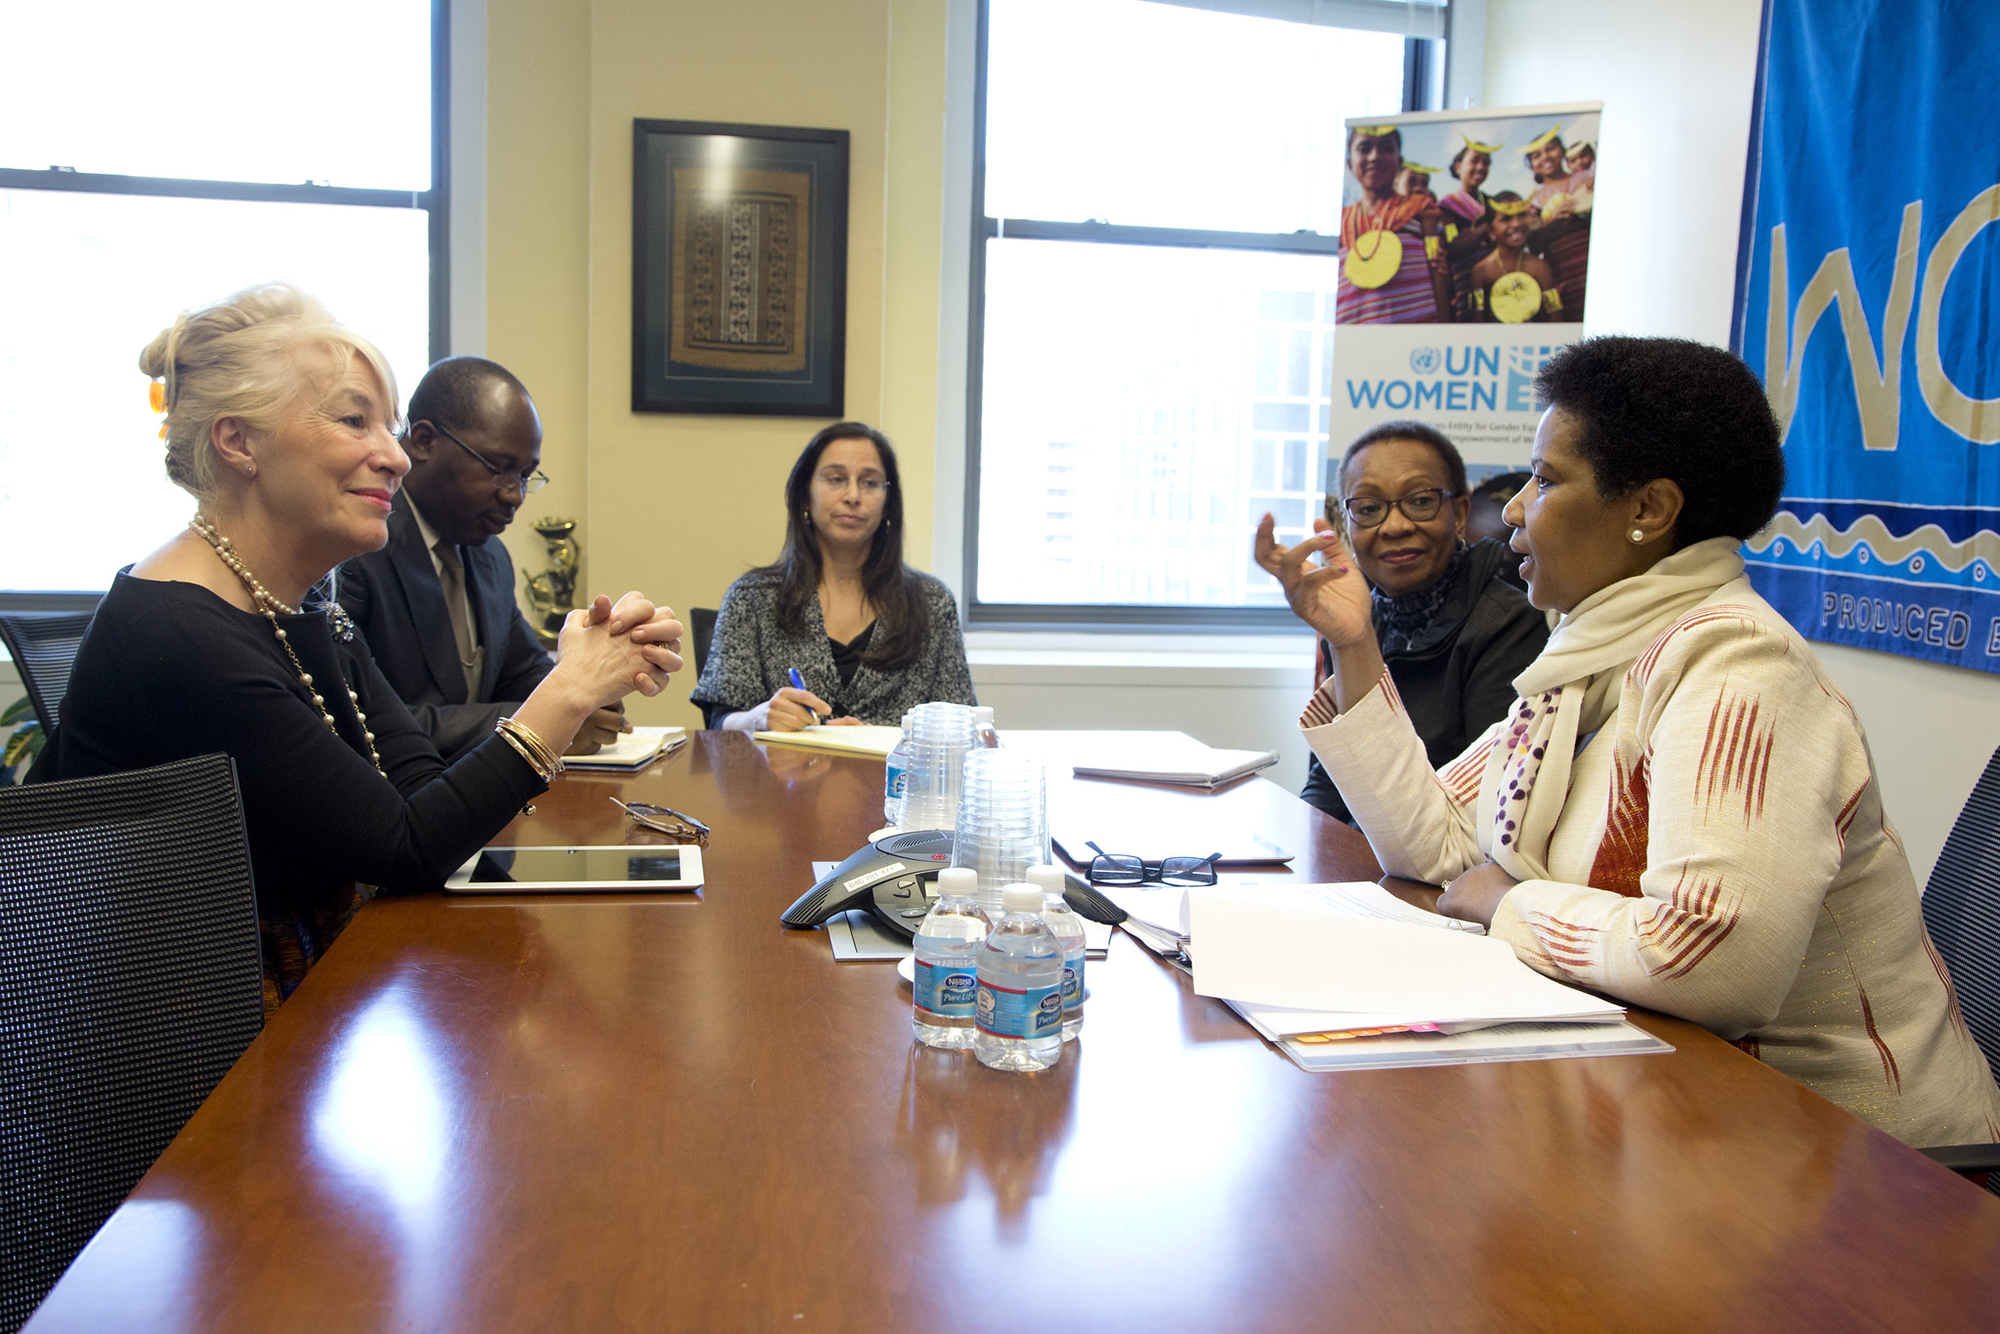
{"left": 26, "top": 732, "right": 2000, "bottom": 1331}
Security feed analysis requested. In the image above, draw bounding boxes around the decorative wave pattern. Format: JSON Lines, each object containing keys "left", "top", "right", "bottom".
{"left": 1747, "top": 511, "right": 2000, "bottom": 581}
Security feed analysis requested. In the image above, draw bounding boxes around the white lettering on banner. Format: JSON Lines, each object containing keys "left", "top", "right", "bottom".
{"left": 1821, "top": 591, "right": 1972, "bottom": 648}
{"left": 1764, "top": 202, "right": 1917, "bottom": 453}
{"left": 1916, "top": 184, "right": 2000, "bottom": 443}
{"left": 1766, "top": 185, "right": 2000, "bottom": 450}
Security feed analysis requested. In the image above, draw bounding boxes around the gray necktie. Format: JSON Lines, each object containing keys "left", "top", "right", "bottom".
{"left": 435, "top": 541, "right": 483, "bottom": 699}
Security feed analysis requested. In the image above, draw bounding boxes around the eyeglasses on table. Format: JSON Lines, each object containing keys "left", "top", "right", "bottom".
{"left": 1084, "top": 841, "right": 1222, "bottom": 887}
{"left": 610, "top": 797, "right": 710, "bottom": 847}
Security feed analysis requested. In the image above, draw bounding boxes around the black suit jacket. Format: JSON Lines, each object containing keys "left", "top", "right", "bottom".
{"left": 338, "top": 491, "right": 555, "bottom": 762}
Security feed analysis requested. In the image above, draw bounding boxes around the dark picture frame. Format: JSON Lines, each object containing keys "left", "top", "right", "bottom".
{"left": 631, "top": 119, "right": 849, "bottom": 416}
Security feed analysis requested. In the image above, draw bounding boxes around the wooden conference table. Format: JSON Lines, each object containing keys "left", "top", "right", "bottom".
{"left": 25, "top": 732, "right": 2000, "bottom": 1331}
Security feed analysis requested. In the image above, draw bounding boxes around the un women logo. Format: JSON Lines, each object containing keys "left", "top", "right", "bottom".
{"left": 1409, "top": 346, "right": 1441, "bottom": 375}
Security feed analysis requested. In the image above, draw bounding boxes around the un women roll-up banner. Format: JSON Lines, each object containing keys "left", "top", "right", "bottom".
{"left": 1736, "top": 0, "right": 2000, "bottom": 672}
{"left": 1327, "top": 102, "right": 1602, "bottom": 484}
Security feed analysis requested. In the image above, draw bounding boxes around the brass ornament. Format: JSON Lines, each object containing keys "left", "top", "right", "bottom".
{"left": 1343, "top": 230, "right": 1404, "bottom": 289}
{"left": 1489, "top": 270, "right": 1543, "bottom": 324}
{"left": 524, "top": 517, "right": 581, "bottom": 649}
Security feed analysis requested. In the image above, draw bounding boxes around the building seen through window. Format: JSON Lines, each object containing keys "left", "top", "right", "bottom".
{"left": 971, "top": 0, "right": 1427, "bottom": 620}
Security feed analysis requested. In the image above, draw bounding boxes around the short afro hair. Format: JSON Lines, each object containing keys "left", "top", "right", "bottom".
{"left": 406, "top": 355, "right": 531, "bottom": 437}
{"left": 1336, "top": 419, "right": 1468, "bottom": 499}
{"left": 1533, "top": 337, "right": 1784, "bottom": 547}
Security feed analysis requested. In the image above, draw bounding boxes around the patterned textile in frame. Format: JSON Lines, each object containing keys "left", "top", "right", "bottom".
{"left": 670, "top": 166, "right": 811, "bottom": 373}
{"left": 1735, "top": 0, "right": 2000, "bottom": 673}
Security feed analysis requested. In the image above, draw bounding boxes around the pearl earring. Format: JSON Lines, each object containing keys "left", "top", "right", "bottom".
{"left": 1629, "top": 528, "right": 1645, "bottom": 543}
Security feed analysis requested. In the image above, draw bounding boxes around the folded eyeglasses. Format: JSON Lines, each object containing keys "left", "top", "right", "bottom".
{"left": 1084, "top": 841, "right": 1222, "bottom": 887}
{"left": 610, "top": 797, "right": 711, "bottom": 847}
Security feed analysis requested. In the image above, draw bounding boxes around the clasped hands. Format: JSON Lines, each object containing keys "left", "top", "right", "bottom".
{"left": 556, "top": 593, "right": 683, "bottom": 751}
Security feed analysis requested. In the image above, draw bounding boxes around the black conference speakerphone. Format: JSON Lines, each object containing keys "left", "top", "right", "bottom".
{"left": 780, "top": 829, "right": 1126, "bottom": 940}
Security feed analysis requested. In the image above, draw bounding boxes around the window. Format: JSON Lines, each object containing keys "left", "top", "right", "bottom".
{"left": 968, "top": 0, "right": 1441, "bottom": 624}
{"left": 0, "top": 0, "right": 444, "bottom": 601}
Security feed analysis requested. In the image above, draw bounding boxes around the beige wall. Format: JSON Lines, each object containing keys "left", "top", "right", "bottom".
{"left": 483, "top": 0, "right": 949, "bottom": 730}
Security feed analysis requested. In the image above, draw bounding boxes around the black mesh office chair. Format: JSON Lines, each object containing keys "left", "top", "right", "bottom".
{"left": 691, "top": 606, "right": 718, "bottom": 679}
{"left": 0, "top": 608, "right": 98, "bottom": 730}
{"left": 1919, "top": 744, "right": 2000, "bottom": 1192}
{"left": 0, "top": 753, "right": 264, "bottom": 1332}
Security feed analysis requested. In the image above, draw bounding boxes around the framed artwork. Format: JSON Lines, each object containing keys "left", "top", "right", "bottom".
{"left": 631, "top": 119, "right": 849, "bottom": 416}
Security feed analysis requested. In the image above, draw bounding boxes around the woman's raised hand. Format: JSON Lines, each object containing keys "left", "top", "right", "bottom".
{"left": 1253, "top": 513, "right": 1374, "bottom": 649}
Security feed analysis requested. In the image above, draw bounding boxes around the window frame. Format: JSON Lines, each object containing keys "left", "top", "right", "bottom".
{"left": 961, "top": 0, "right": 1440, "bottom": 630}
{"left": 0, "top": 0, "right": 452, "bottom": 609}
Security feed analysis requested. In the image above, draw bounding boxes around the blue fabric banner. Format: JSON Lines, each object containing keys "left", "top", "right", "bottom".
{"left": 1736, "top": 0, "right": 2000, "bottom": 672}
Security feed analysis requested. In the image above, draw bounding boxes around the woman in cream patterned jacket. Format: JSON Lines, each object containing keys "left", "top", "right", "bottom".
{"left": 1256, "top": 335, "right": 2000, "bottom": 1148}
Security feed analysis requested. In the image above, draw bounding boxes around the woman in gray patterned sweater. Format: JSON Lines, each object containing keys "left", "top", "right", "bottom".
{"left": 691, "top": 422, "right": 975, "bottom": 731}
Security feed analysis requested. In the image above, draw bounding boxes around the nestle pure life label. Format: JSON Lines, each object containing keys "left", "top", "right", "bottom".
{"left": 975, "top": 978, "right": 1063, "bottom": 1039}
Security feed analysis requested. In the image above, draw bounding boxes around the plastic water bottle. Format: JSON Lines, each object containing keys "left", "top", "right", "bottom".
{"left": 884, "top": 711, "right": 914, "bottom": 826}
{"left": 974, "top": 883, "right": 1065, "bottom": 1071}
{"left": 912, "top": 868, "right": 990, "bottom": 1049}
{"left": 1028, "top": 864, "right": 1085, "bottom": 1042}
{"left": 973, "top": 705, "right": 1000, "bottom": 749}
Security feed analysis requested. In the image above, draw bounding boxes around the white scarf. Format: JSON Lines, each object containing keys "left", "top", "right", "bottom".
{"left": 1479, "top": 537, "right": 1750, "bottom": 880}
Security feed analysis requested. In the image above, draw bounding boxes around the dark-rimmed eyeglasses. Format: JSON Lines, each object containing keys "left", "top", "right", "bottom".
{"left": 1340, "top": 489, "right": 1456, "bottom": 529}
{"left": 424, "top": 420, "right": 551, "bottom": 497}
{"left": 1084, "top": 842, "right": 1222, "bottom": 887}
{"left": 610, "top": 797, "right": 710, "bottom": 847}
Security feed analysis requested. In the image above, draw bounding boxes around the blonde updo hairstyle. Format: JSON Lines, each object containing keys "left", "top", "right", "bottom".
{"left": 140, "top": 283, "right": 400, "bottom": 500}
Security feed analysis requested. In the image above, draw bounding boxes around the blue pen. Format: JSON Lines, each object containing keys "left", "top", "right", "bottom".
{"left": 787, "top": 667, "right": 823, "bottom": 725}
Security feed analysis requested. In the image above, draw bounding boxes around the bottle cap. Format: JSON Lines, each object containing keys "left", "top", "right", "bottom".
{"left": 936, "top": 867, "right": 977, "bottom": 899}
{"left": 1025, "top": 864, "right": 1066, "bottom": 897}
{"left": 974, "top": 706, "right": 995, "bottom": 722}
{"left": 1002, "top": 883, "right": 1043, "bottom": 915}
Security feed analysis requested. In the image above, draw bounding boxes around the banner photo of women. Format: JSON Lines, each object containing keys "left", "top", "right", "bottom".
{"left": 1328, "top": 102, "right": 1601, "bottom": 474}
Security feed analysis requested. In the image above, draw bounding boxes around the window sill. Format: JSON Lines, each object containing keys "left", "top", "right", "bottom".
{"left": 965, "top": 629, "right": 1316, "bottom": 686}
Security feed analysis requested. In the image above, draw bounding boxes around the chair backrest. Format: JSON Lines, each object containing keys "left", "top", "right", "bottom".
{"left": 0, "top": 753, "right": 263, "bottom": 1333}
{"left": 1924, "top": 745, "right": 2000, "bottom": 1083}
{"left": 0, "top": 609, "right": 98, "bottom": 731}
{"left": 691, "top": 606, "right": 718, "bottom": 680}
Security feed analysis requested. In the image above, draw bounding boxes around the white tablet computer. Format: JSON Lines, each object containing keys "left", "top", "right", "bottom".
{"left": 444, "top": 844, "right": 705, "bottom": 893}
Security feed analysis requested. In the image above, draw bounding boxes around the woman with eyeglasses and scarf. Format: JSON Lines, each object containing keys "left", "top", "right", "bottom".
{"left": 1256, "top": 420, "right": 1548, "bottom": 825}
{"left": 692, "top": 422, "right": 975, "bottom": 733}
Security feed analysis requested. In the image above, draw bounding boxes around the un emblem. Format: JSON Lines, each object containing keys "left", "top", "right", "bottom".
{"left": 1409, "top": 346, "right": 1441, "bottom": 375}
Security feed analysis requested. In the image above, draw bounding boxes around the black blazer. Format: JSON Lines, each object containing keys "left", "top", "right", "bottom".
{"left": 338, "top": 492, "right": 555, "bottom": 762}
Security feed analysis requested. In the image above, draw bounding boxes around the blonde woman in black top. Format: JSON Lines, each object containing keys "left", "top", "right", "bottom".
{"left": 35, "top": 284, "right": 683, "bottom": 1007}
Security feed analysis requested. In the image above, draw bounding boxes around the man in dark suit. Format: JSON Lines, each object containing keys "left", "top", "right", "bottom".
{"left": 339, "top": 356, "right": 624, "bottom": 761}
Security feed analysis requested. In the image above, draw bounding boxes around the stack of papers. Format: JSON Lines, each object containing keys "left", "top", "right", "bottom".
{"left": 563, "top": 726, "right": 687, "bottom": 771}
{"left": 1183, "top": 882, "right": 1671, "bottom": 1071}
{"left": 754, "top": 724, "right": 905, "bottom": 757}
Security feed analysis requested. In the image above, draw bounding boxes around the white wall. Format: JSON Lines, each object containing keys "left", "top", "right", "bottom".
{"left": 1483, "top": 0, "right": 2000, "bottom": 883}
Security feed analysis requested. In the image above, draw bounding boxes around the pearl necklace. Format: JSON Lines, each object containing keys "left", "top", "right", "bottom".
{"left": 189, "top": 516, "right": 385, "bottom": 777}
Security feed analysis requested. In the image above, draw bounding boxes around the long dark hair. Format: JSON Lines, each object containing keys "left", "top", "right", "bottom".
{"left": 760, "top": 422, "right": 928, "bottom": 670}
